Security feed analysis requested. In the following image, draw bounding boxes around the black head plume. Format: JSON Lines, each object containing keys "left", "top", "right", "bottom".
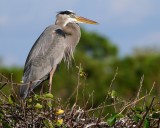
{"left": 57, "top": 10, "right": 75, "bottom": 15}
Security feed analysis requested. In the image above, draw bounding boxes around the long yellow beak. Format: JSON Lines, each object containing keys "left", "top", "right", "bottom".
{"left": 76, "top": 16, "right": 98, "bottom": 24}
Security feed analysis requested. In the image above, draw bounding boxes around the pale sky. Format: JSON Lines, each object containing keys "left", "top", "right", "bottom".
{"left": 0, "top": 0, "right": 160, "bottom": 66}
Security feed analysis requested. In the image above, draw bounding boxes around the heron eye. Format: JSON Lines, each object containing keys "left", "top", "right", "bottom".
{"left": 70, "top": 14, "right": 75, "bottom": 18}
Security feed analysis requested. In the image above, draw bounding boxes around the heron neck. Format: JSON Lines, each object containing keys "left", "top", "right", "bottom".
{"left": 62, "top": 23, "right": 80, "bottom": 35}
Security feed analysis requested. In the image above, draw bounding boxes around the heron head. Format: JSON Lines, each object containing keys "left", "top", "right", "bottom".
{"left": 56, "top": 10, "right": 98, "bottom": 26}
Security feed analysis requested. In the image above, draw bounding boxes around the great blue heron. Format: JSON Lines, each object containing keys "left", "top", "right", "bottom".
{"left": 19, "top": 10, "right": 97, "bottom": 99}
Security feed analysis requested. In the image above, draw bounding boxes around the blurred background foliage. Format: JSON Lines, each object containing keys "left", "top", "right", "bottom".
{"left": 0, "top": 28, "right": 160, "bottom": 108}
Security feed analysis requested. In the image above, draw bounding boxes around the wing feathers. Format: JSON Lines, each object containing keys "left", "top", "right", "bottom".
{"left": 20, "top": 25, "right": 66, "bottom": 98}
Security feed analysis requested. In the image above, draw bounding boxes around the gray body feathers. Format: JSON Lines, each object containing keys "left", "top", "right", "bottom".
{"left": 20, "top": 23, "right": 81, "bottom": 98}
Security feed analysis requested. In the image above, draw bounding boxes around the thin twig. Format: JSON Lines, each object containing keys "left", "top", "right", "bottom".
{"left": 138, "top": 96, "right": 156, "bottom": 128}
{"left": 84, "top": 122, "right": 108, "bottom": 128}
{"left": 134, "top": 75, "right": 144, "bottom": 106}
{"left": 64, "top": 64, "right": 82, "bottom": 106}
{"left": 75, "top": 64, "right": 81, "bottom": 105}
{"left": 97, "top": 67, "right": 118, "bottom": 123}
{"left": 0, "top": 81, "right": 22, "bottom": 86}
{"left": 119, "top": 82, "right": 155, "bottom": 114}
{"left": 10, "top": 73, "right": 20, "bottom": 102}
{"left": 157, "top": 118, "right": 160, "bottom": 128}
{"left": 0, "top": 90, "right": 9, "bottom": 100}
{"left": 0, "top": 73, "right": 9, "bottom": 81}
{"left": 0, "top": 83, "right": 7, "bottom": 90}
{"left": 87, "top": 101, "right": 124, "bottom": 112}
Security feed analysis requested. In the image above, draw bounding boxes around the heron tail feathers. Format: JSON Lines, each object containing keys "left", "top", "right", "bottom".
{"left": 19, "top": 80, "right": 42, "bottom": 99}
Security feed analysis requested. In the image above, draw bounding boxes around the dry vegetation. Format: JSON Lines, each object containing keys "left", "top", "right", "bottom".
{"left": 0, "top": 67, "right": 160, "bottom": 128}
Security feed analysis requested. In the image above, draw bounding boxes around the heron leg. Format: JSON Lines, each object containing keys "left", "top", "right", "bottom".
{"left": 49, "top": 66, "right": 56, "bottom": 93}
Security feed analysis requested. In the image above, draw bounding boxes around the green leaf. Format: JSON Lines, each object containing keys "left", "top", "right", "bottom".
{"left": 47, "top": 102, "right": 52, "bottom": 107}
{"left": 56, "top": 119, "right": 63, "bottom": 126}
{"left": 28, "top": 98, "right": 32, "bottom": 103}
{"left": 0, "top": 110, "right": 4, "bottom": 114}
{"left": 0, "top": 113, "right": 4, "bottom": 118}
{"left": 152, "top": 112, "right": 160, "bottom": 119}
{"left": 132, "top": 107, "right": 143, "bottom": 113}
{"left": 115, "top": 113, "right": 124, "bottom": 119}
{"left": 143, "top": 119, "right": 150, "bottom": 128}
{"left": 2, "top": 121, "right": 12, "bottom": 128}
{"left": 111, "top": 90, "right": 117, "bottom": 98}
{"left": 0, "top": 110, "right": 5, "bottom": 118}
{"left": 8, "top": 95, "right": 15, "bottom": 105}
{"left": 43, "top": 119, "right": 54, "bottom": 128}
{"left": 35, "top": 103, "right": 42, "bottom": 109}
{"left": 34, "top": 94, "right": 40, "bottom": 99}
{"left": 107, "top": 115, "right": 116, "bottom": 126}
{"left": 43, "top": 93, "right": 53, "bottom": 99}
{"left": 133, "top": 114, "right": 142, "bottom": 122}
